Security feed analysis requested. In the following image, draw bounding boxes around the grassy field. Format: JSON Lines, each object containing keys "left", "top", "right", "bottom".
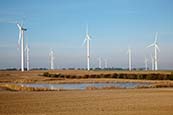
{"left": 0, "top": 89, "right": 173, "bottom": 115}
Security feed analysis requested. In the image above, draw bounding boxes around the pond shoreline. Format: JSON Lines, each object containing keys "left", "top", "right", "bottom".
{"left": 0, "top": 70, "right": 173, "bottom": 91}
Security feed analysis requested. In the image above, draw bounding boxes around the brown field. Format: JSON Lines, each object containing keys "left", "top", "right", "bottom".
{"left": 0, "top": 70, "right": 173, "bottom": 115}
{"left": 0, "top": 89, "right": 173, "bottom": 115}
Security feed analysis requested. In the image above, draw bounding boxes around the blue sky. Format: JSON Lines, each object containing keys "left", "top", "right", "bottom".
{"left": 0, "top": 0, "right": 173, "bottom": 69}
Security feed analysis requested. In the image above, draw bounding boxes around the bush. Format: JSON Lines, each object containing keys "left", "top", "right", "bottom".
{"left": 167, "top": 73, "right": 173, "bottom": 80}
{"left": 64, "top": 75, "right": 71, "bottom": 78}
{"left": 111, "top": 73, "right": 118, "bottom": 78}
{"left": 90, "top": 74, "right": 97, "bottom": 78}
{"left": 128, "top": 74, "right": 137, "bottom": 79}
{"left": 43, "top": 72, "right": 49, "bottom": 77}
{"left": 83, "top": 75, "right": 89, "bottom": 79}
{"left": 42, "top": 72, "right": 173, "bottom": 80}
{"left": 103, "top": 74, "right": 112, "bottom": 78}
{"left": 96, "top": 74, "right": 101, "bottom": 78}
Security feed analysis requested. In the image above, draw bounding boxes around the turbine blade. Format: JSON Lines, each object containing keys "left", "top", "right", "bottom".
{"left": 147, "top": 43, "right": 154, "bottom": 48}
{"left": 17, "top": 23, "right": 21, "bottom": 30}
{"left": 82, "top": 39, "right": 86, "bottom": 46}
{"left": 154, "top": 32, "right": 158, "bottom": 43}
{"left": 155, "top": 44, "right": 160, "bottom": 52}
{"left": 86, "top": 24, "right": 88, "bottom": 34}
{"left": 17, "top": 30, "right": 22, "bottom": 49}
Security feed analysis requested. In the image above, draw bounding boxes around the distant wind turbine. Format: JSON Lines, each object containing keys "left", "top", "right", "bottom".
{"left": 17, "top": 23, "right": 27, "bottom": 72}
{"left": 104, "top": 59, "right": 108, "bottom": 69}
{"left": 127, "top": 48, "right": 132, "bottom": 71}
{"left": 25, "top": 44, "right": 30, "bottom": 71}
{"left": 82, "top": 25, "right": 91, "bottom": 71}
{"left": 144, "top": 57, "right": 148, "bottom": 71}
{"left": 98, "top": 57, "right": 102, "bottom": 69}
{"left": 49, "top": 49, "right": 55, "bottom": 70}
{"left": 147, "top": 32, "right": 160, "bottom": 70}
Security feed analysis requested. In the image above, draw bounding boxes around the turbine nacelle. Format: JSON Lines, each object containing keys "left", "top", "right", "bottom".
{"left": 17, "top": 23, "right": 27, "bottom": 47}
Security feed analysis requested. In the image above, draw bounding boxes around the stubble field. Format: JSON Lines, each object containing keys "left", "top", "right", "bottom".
{"left": 0, "top": 70, "right": 173, "bottom": 115}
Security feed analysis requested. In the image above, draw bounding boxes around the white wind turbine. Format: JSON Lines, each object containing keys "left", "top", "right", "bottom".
{"left": 147, "top": 32, "right": 160, "bottom": 71}
{"left": 104, "top": 59, "right": 108, "bottom": 69}
{"left": 17, "top": 23, "right": 27, "bottom": 72}
{"left": 82, "top": 25, "right": 91, "bottom": 71}
{"left": 127, "top": 48, "right": 132, "bottom": 71}
{"left": 25, "top": 43, "right": 30, "bottom": 71}
{"left": 49, "top": 49, "right": 55, "bottom": 70}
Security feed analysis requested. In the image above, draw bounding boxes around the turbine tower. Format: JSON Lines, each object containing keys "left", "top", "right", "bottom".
{"left": 82, "top": 25, "right": 91, "bottom": 71}
{"left": 128, "top": 48, "right": 132, "bottom": 71}
{"left": 147, "top": 32, "right": 160, "bottom": 70}
{"left": 25, "top": 44, "right": 30, "bottom": 71}
{"left": 151, "top": 55, "right": 154, "bottom": 71}
{"left": 98, "top": 57, "right": 102, "bottom": 69}
{"left": 17, "top": 23, "right": 27, "bottom": 72}
{"left": 104, "top": 59, "right": 108, "bottom": 69}
{"left": 49, "top": 49, "right": 54, "bottom": 70}
{"left": 144, "top": 57, "right": 148, "bottom": 71}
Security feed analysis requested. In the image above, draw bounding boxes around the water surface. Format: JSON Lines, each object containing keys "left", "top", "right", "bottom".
{"left": 19, "top": 82, "right": 151, "bottom": 90}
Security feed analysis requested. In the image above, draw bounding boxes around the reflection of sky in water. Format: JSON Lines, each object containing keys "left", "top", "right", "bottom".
{"left": 19, "top": 82, "right": 151, "bottom": 90}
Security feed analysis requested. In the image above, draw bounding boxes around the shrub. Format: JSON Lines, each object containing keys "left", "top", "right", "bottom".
{"left": 83, "top": 75, "right": 89, "bottom": 79}
{"left": 43, "top": 72, "right": 49, "bottom": 77}
{"left": 168, "top": 73, "right": 173, "bottom": 80}
{"left": 103, "top": 74, "right": 112, "bottom": 78}
{"left": 96, "top": 74, "right": 100, "bottom": 78}
{"left": 64, "top": 75, "right": 70, "bottom": 78}
{"left": 128, "top": 74, "right": 137, "bottom": 79}
{"left": 75, "top": 75, "right": 82, "bottom": 79}
{"left": 111, "top": 73, "right": 118, "bottom": 78}
{"left": 70, "top": 75, "right": 76, "bottom": 79}
{"left": 90, "top": 74, "right": 97, "bottom": 78}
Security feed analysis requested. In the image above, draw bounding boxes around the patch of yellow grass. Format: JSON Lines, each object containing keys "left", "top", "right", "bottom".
{"left": 0, "top": 84, "right": 60, "bottom": 91}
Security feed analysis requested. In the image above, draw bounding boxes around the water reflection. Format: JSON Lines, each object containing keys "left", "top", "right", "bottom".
{"left": 18, "top": 82, "right": 151, "bottom": 90}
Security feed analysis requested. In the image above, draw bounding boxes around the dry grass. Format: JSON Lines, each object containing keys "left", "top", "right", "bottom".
{"left": 153, "top": 82, "right": 173, "bottom": 88}
{"left": 0, "top": 84, "right": 60, "bottom": 91}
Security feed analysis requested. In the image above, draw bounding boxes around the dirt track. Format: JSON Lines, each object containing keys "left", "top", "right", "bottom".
{"left": 0, "top": 88, "right": 173, "bottom": 115}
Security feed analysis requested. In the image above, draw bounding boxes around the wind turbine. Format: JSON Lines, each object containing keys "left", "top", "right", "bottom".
{"left": 17, "top": 23, "right": 27, "bottom": 72}
{"left": 127, "top": 48, "right": 132, "bottom": 71}
{"left": 144, "top": 57, "right": 148, "bottom": 71}
{"left": 147, "top": 32, "right": 160, "bottom": 70}
{"left": 49, "top": 49, "right": 54, "bottom": 70}
{"left": 82, "top": 25, "right": 91, "bottom": 71}
{"left": 98, "top": 57, "right": 102, "bottom": 69}
{"left": 104, "top": 59, "right": 108, "bottom": 69}
{"left": 25, "top": 43, "right": 30, "bottom": 71}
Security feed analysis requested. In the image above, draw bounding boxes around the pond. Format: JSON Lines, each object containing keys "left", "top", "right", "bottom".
{"left": 18, "top": 82, "right": 151, "bottom": 90}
